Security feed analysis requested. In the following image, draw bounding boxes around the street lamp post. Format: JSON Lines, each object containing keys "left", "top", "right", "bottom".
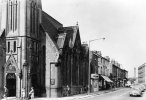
{"left": 88, "top": 37, "right": 105, "bottom": 94}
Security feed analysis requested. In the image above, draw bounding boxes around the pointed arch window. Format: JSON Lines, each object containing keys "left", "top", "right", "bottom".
{"left": 31, "top": 2, "right": 34, "bottom": 33}
{"left": 30, "top": 2, "right": 37, "bottom": 35}
{"left": 7, "top": 40, "right": 17, "bottom": 53}
{"left": 13, "top": 41, "right": 16, "bottom": 53}
{"left": 101, "top": 67, "right": 102, "bottom": 74}
{"left": 8, "top": 42, "right": 10, "bottom": 53}
{"left": 33, "top": 3, "right": 36, "bottom": 34}
{"left": 9, "top": 0, "right": 18, "bottom": 31}
{"left": 36, "top": 9, "right": 38, "bottom": 38}
{"left": 14, "top": 0, "right": 18, "bottom": 30}
{"left": 9, "top": 0, "right": 13, "bottom": 31}
{"left": 34, "top": 4, "right": 37, "bottom": 35}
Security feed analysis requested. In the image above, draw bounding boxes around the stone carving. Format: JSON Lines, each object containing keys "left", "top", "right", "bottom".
{"left": 6, "top": 63, "right": 16, "bottom": 72}
{"left": 5, "top": 54, "right": 17, "bottom": 72}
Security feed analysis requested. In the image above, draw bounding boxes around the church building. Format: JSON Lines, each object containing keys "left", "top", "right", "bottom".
{"left": 0, "top": 0, "right": 88, "bottom": 98}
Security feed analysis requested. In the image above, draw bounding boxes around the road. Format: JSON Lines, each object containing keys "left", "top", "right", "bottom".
{"left": 1, "top": 88, "right": 145, "bottom": 100}
{"left": 80, "top": 88, "right": 146, "bottom": 100}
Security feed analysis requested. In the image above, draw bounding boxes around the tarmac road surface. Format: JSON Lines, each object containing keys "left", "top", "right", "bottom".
{"left": 81, "top": 88, "right": 146, "bottom": 100}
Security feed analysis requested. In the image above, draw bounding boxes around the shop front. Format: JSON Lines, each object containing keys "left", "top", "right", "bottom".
{"left": 91, "top": 74, "right": 99, "bottom": 92}
{"left": 99, "top": 75, "right": 113, "bottom": 90}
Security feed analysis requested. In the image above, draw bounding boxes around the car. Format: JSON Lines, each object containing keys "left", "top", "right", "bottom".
{"left": 129, "top": 86, "right": 143, "bottom": 97}
{"left": 143, "top": 84, "right": 146, "bottom": 90}
{"left": 125, "top": 83, "right": 131, "bottom": 87}
{"left": 139, "top": 84, "right": 145, "bottom": 92}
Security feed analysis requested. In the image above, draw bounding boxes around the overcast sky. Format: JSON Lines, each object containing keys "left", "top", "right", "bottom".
{"left": 42, "top": 0, "right": 146, "bottom": 77}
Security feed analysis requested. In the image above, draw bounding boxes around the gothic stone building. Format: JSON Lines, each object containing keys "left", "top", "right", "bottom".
{"left": 0, "top": 0, "right": 88, "bottom": 98}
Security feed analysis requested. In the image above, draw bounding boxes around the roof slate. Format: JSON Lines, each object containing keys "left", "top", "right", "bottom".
{"left": 41, "top": 11, "right": 62, "bottom": 42}
{"left": 41, "top": 11, "right": 81, "bottom": 51}
{"left": 62, "top": 26, "right": 80, "bottom": 48}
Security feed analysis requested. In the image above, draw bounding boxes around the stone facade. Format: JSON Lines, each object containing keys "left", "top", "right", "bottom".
{"left": 0, "top": 31, "right": 6, "bottom": 98}
{"left": 58, "top": 26, "right": 87, "bottom": 96}
{"left": 0, "top": 0, "right": 42, "bottom": 98}
{"left": 0, "top": 0, "right": 89, "bottom": 98}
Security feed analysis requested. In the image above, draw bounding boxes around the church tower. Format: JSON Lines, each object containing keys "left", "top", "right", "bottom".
{"left": 1, "top": 0, "right": 42, "bottom": 98}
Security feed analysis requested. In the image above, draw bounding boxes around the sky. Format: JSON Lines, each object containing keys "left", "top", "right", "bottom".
{"left": 42, "top": 0, "right": 146, "bottom": 78}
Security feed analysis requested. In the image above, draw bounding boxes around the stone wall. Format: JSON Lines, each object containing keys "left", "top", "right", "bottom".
{"left": 0, "top": 33, "right": 6, "bottom": 98}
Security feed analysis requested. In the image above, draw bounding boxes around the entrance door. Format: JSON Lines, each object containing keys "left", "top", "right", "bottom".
{"left": 6, "top": 73, "right": 16, "bottom": 97}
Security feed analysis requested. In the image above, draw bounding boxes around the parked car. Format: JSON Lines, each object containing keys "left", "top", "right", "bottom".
{"left": 139, "top": 84, "right": 145, "bottom": 92}
{"left": 125, "top": 83, "right": 131, "bottom": 87}
{"left": 129, "top": 86, "right": 143, "bottom": 97}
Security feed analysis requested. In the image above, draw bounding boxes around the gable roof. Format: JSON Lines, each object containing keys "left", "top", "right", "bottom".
{"left": 41, "top": 11, "right": 81, "bottom": 51}
{"left": 65, "top": 26, "right": 81, "bottom": 48}
{"left": 42, "top": 11, "right": 63, "bottom": 29}
{"left": 57, "top": 26, "right": 81, "bottom": 49}
{"left": 41, "top": 11, "right": 63, "bottom": 43}
{"left": 5, "top": 53, "right": 17, "bottom": 72}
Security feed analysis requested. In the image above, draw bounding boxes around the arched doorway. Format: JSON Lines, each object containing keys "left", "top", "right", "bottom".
{"left": 6, "top": 73, "right": 16, "bottom": 97}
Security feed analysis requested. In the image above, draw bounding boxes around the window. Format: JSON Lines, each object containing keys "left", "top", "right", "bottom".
{"left": 8, "top": 0, "right": 18, "bottom": 31}
{"left": 7, "top": 40, "right": 17, "bottom": 53}
{"left": 36, "top": 10, "right": 39, "bottom": 37}
{"left": 31, "top": 41, "right": 34, "bottom": 53}
{"left": 36, "top": 43, "right": 38, "bottom": 55}
{"left": 31, "top": 2, "right": 35, "bottom": 34}
{"left": 34, "top": 4, "right": 36, "bottom": 34}
{"left": 8, "top": 42, "right": 10, "bottom": 53}
{"left": 15, "top": 0, "right": 18, "bottom": 30}
{"left": 33, "top": 4, "right": 36, "bottom": 34}
{"left": 31, "top": 40, "right": 38, "bottom": 55}
{"left": 34, "top": 42, "right": 36, "bottom": 53}
{"left": 13, "top": 41, "right": 16, "bottom": 52}
{"left": 9, "top": 0, "right": 13, "bottom": 31}
{"left": 30, "top": 3, "right": 32, "bottom": 33}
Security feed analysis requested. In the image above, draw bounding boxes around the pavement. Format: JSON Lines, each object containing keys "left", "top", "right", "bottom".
{"left": 31, "top": 87, "right": 124, "bottom": 100}
{"left": 2, "top": 87, "right": 125, "bottom": 100}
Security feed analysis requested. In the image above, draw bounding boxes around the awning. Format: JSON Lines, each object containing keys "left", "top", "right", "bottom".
{"left": 101, "top": 75, "right": 113, "bottom": 83}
